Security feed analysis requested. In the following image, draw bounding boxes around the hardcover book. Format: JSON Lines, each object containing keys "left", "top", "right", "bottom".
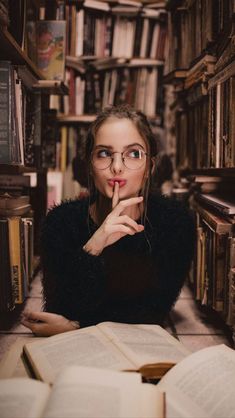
{"left": 27, "top": 20, "right": 66, "bottom": 80}
{"left": 2, "top": 342, "right": 235, "bottom": 418}
{"left": 0, "top": 366, "right": 163, "bottom": 418}
{"left": 23, "top": 321, "right": 190, "bottom": 384}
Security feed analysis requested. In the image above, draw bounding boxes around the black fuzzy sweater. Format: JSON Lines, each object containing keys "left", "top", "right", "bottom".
{"left": 40, "top": 194, "right": 196, "bottom": 327}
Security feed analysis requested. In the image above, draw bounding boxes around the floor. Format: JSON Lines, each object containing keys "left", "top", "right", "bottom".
{"left": 0, "top": 274, "right": 233, "bottom": 369}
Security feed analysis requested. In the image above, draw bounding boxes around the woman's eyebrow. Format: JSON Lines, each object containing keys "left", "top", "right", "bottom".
{"left": 94, "top": 144, "right": 113, "bottom": 149}
{"left": 94, "top": 143, "right": 145, "bottom": 150}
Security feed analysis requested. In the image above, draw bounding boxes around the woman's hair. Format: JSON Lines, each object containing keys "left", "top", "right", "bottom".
{"left": 85, "top": 104, "right": 157, "bottom": 212}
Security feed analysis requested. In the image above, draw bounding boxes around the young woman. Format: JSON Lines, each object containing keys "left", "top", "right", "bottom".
{"left": 22, "top": 105, "right": 195, "bottom": 336}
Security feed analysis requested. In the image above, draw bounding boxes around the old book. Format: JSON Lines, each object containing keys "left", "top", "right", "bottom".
{"left": 23, "top": 321, "right": 190, "bottom": 384}
{"left": 0, "top": 61, "right": 14, "bottom": 164}
{"left": 197, "top": 194, "right": 235, "bottom": 215}
{"left": 0, "top": 194, "right": 31, "bottom": 216}
{"left": 2, "top": 344, "right": 235, "bottom": 418}
{"left": 0, "top": 194, "right": 29, "bottom": 209}
{"left": 0, "top": 366, "right": 164, "bottom": 418}
{"left": 0, "top": 218, "right": 14, "bottom": 312}
{"left": 33, "top": 20, "right": 66, "bottom": 80}
{"left": 193, "top": 201, "right": 233, "bottom": 234}
{"left": 157, "top": 344, "right": 235, "bottom": 418}
{"left": 8, "top": 217, "right": 27, "bottom": 304}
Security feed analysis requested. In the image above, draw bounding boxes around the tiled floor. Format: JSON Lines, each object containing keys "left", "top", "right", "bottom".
{"left": 0, "top": 275, "right": 233, "bottom": 365}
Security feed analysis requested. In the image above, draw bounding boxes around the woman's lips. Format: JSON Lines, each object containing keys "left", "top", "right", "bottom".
{"left": 108, "top": 179, "right": 127, "bottom": 188}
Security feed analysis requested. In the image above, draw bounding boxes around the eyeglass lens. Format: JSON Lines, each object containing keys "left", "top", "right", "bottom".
{"left": 92, "top": 148, "right": 146, "bottom": 170}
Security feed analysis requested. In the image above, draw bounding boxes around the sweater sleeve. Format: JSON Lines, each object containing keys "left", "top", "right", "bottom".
{"left": 40, "top": 200, "right": 106, "bottom": 322}
{"left": 149, "top": 197, "right": 196, "bottom": 316}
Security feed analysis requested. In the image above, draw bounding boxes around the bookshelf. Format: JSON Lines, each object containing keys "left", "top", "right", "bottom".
{"left": 0, "top": 0, "right": 67, "bottom": 314}
{"left": 48, "top": 0, "right": 167, "bottom": 198}
{"left": 164, "top": 0, "right": 235, "bottom": 343}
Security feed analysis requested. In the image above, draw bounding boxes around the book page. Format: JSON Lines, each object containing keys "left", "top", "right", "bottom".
{"left": 158, "top": 344, "right": 235, "bottom": 418}
{"left": 0, "top": 378, "right": 50, "bottom": 418}
{"left": 23, "top": 327, "right": 134, "bottom": 384}
{"left": 98, "top": 322, "right": 190, "bottom": 369}
{"left": 42, "top": 365, "right": 164, "bottom": 418}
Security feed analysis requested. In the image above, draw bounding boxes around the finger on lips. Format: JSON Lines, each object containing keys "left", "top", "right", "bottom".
{"left": 112, "top": 181, "right": 120, "bottom": 209}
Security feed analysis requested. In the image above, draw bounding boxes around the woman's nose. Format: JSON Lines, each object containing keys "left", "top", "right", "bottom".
{"left": 110, "top": 153, "right": 124, "bottom": 174}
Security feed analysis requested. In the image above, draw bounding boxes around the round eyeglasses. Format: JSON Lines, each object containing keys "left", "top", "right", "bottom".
{"left": 91, "top": 148, "right": 148, "bottom": 170}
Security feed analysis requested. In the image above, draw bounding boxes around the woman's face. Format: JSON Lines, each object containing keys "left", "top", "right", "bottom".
{"left": 91, "top": 117, "right": 148, "bottom": 200}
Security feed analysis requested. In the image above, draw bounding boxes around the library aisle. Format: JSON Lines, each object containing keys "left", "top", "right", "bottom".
{"left": 0, "top": 274, "right": 232, "bottom": 365}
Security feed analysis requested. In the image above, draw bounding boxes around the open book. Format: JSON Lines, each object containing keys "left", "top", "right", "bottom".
{"left": 0, "top": 366, "right": 164, "bottom": 418}
{"left": 158, "top": 343, "right": 235, "bottom": 418}
{"left": 23, "top": 321, "right": 190, "bottom": 384}
{"left": 2, "top": 344, "right": 235, "bottom": 418}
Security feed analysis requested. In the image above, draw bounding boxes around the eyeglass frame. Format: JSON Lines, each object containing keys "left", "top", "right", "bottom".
{"left": 91, "top": 149, "right": 148, "bottom": 170}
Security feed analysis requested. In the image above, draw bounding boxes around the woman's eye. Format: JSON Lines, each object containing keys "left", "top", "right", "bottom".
{"left": 127, "top": 149, "right": 142, "bottom": 159}
{"left": 97, "top": 150, "right": 111, "bottom": 158}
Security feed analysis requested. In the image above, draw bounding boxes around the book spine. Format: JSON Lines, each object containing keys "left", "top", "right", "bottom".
{"left": 0, "top": 61, "right": 12, "bottom": 163}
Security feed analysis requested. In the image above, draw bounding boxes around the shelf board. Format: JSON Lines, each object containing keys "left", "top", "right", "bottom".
{"left": 0, "top": 165, "right": 37, "bottom": 174}
{"left": 57, "top": 113, "right": 162, "bottom": 124}
{"left": 66, "top": 55, "right": 164, "bottom": 72}
{"left": 163, "top": 69, "right": 188, "bottom": 84}
{"left": 180, "top": 167, "right": 235, "bottom": 177}
{"left": 33, "top": 80, "right": 69, "bottom": 95}
{"left": 57, "top": 114, "right": 96, "bottom": 123}
{"left": 0, "top": 28, "right": 44, "bottom": 79}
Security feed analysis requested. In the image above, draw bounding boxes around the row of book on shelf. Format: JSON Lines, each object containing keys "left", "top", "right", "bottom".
{"left": 188, "top": 175, "right": 235, "bottom": 326}
{"left": 166, "top": 0, "right": 235, "bottom": 75}
{"left": 176, "top": 68, "right": 235, "bottom": 170}
{"left": 58, "top": 64, "right": 162, "bottom": 117}
{"left": 0, "top": 208, "right": 34, "bottom": 312}
{"left": 1, "top": 320, "right": 235, "bottom": 418}
{"left": 66, "top": 1, "right": 167, "bottom": 60}
{"left": 2, "top": 0, "right": 168, "bottom": 82}
{"left": 0, "top": 174, "right": 35, "bottom": 312}
{"left": 0, "top": 61, "right": 59, "bottom": 166}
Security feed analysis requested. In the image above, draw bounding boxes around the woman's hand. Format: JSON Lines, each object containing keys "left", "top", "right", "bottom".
{"left": 21, "top": 311, "right": 79, "bottom": 337}
{"left": 83, "top": 182, "right": 144, "bottom": 255}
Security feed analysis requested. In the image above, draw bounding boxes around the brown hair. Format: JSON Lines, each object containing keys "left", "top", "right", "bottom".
{"left": 86, "top": 104, "right": 157, "bottom": 213}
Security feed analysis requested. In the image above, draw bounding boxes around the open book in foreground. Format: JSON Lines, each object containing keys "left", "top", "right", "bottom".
{"left": 0, "top": 366, "right": 164, "bottom": 418}
{"left": 23, "top": 321, "right": 190, "bottom": 384}
{"left": 1, "top": 344, "right": 235, "bottom": 418}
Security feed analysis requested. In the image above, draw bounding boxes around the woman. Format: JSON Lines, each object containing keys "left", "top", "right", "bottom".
{"left": 22, "top": 105, "right": 195, "bottom": 336}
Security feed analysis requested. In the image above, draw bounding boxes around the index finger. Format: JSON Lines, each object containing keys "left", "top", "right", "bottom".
{"left": 112, "top": 196, "right": 143, "bottom": 216}
{"left": 112, "top": 181, "right": 120, "bottom": 209}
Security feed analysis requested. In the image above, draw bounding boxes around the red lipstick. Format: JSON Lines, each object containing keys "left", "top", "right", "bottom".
{"left": 108, "top": 179, "right": 127, "bottom": 188}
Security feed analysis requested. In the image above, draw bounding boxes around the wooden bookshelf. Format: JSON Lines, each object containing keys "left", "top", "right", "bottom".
{"left": 0, "top": 165, "right": 38, "bottom": 175}
{"left": 57, "top": 114, "right": 96, "bottom": 123}
{"left": 181, "top": 168, "right": 235, "bottom": 177}
{"left": 33, "top": 80, "right": 69, "bottom": 95}
{"left": 165, "top": 0, "right": 235, "bottom": 338}
{"left": 0, "top": 0, "right": 68, "bottom": 314}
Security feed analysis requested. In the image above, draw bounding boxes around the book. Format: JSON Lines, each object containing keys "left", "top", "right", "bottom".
{"left": 23, "top": 321, "right": 190, "bottom": 384}
{"left": 0, "top": 366, "right": 164, "bottom": 418}
{"left": 0, "top": 194, "right": 29, "bottom": 209}
{"left": 157, "top": 344, "right": 235, "bottom": 418}
{"left": 28, "top": 20, "right": 66, "bottom": 80}
{"left": 0, "top": 61, "right": 13, "bottom": 164}
{"left": 0, "top": 218, "right": 14, "bottom": 312}
{"left": 197, "top": 194, "right": 235, "bottom": 215}
{"left": 2, "top": 344, "right": 235, "bottom": 418}
{"left": 8, "top": 216, "right": 27, "bottom": 304}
